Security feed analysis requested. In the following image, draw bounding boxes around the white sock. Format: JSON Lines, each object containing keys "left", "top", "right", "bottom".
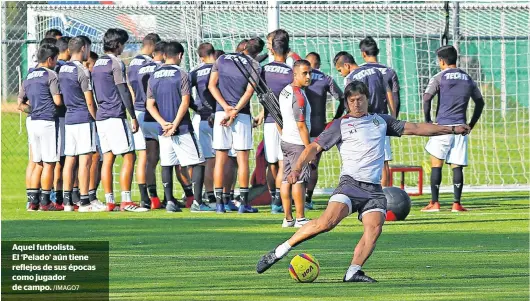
{"left": 274, "top": 241, "right": 292, "bottom": 258}
{"left": 345, "top": 264, "right": 362, "bottom": 279}
{"left": 121, "top": 191, "right": 131, "bottom": 202}
{"left": 105, "top": 193, "right": 114, "bottom": 204}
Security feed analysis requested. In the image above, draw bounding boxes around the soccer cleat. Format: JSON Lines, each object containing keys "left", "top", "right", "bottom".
{"left": 304, "top": 201, "right": 314, "bottom": 210}
{"left": 190, "top": 202, "right": 215, "bottom": 212}
{"left": 140, "top": 200, "right": 151, "bottom": 210}
{"left": 185, "top": 196, "right": 194, "bottom": 209}
{"left": 216, "top": 203, "right": 226, "bottom": 214}
{"left": 120, "top": 202, "right": 149, "bottom": 212}
{"left": 238, "top": 205, "right": 258, "bottom": 214}
{"left": 150, "top": 197, "right": 161, "bottom": 210}
{"left": 294, "top": 218, "right": 310, "bottom": 228}
{"left": 165, "top": 201, "right": 182, "bottom": 212}
{"left": 451, "top": 202, "right": 468, "bottom": 212}
{"left": 343, "top": 270, "right": 377, "bottom": 283}
{"left": 282, "top": 218, "right": 295, "bottom": 228}
{"left": 38, "top": 203, "right": 59, "bottom": 211}
{"left": 78, "top": 204, "right": 107, "bottom": 212}
{"left": 271, "top": 204, "right": 284, "bottom": 214}
{"left": 421, "top": 201, "right": 440, "bottom": 212}
{"left": 256, "top": 248, "right": 282, "bottom": 274}
{"left": 106, "top": 203, "right": 116, "bottom": 212}
{"left": 53, "top": 203, "right": 65, "bottom": 211}
{"left": 64, "top": 204, "right": 75, "bottom": 212}
{"left": 91, "top": 199, "right": 106, "bottom": 209}
{"left": 225, "top": 201, "right": 239, "bottom": 211}
{"left": 27, "top": 203, "right": 39, "bottom": 211}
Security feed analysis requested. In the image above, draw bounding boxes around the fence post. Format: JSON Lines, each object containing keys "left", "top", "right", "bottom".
{"left": 2, "top": 4, "right": 7, "bottom": 103}
{"left": 267, "top": 0, "right": 279, "bottom": 61}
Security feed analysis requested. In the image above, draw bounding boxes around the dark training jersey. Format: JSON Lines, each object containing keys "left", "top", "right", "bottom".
{"left": 18, "top": 67, "right": 61, "bottom": 121}
{"left": 345, "top": 66, "right": 389, "bottom": 115}
{"left": 260, "top": 61, "right": 293, "bottom": 123}
{"left": 138, "top": 60, "right": 162, "bottom": 122}
{"left": 306, "top": 69, "right": 343, "bottom": 137}
{"left": 127, "top": 54, "right": 152, "bottom": 112}
{"left": 424, "top": 67, "right": 483, "bottom": 125}
{"left": 91, "top": 53, "right": 128, "bottom": 121}
{"left": 146, "top": 65, "right": 192, "bottom": 136}
{"left": 55, "top": 59, "right": 68, "bottom": 117}
{"left": 212, "top": 53, "right": 260, "bottom": 115}
{"left": 59, "top": 60, "right": 93, "bottom": 125}
{"left": 363, "top": 62, "right": 400, "bottom": 115}
{"left": 189, "top": 63, "right": 215, "bottom": 119}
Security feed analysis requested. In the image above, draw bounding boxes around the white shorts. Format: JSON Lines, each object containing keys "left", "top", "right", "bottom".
{"left": 133, "top": 110, "right": 147, "bottom": 151}
{"left": 192, "top": 114, "right": 214, "bottom": 159}
{"left": 212, "top": 111, "right": 253, "bottom": 151}
{"left": 425, "top": 128, "right": 468, "bottom": 166}
{"left": 30, "top": 119, "right": 60, "bottom": 163}
{"left": 58, "top": 117, "right": 65, "bottom": 157}
{"left": 384, "top": 136, "right": 392, "bottom": 161}
{"left": 263, "top": 122, "right": 283, "bottom": 163}
{"left": 64, "top": 122, "right": 97, "bottom": 156}
{"left": 96, "top": 118, "right": 135, "bottom": 155}
{"left": 159, "top": 132, "right": 205, "bottom": 167}
{"left": 26, "top": 116, "right": 33, "bottom": 146}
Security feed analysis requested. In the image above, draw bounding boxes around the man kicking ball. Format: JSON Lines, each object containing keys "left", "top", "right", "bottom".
{"left": 256, "top": 81, "right": 471, "bottom": 282}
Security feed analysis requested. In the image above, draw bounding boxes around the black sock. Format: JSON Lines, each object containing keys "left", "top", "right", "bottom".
{"left": 240, "top": 187, "right": 249, "bottom": 206}
{"left": 80, "top": 195, "right": 90, "bottom": 206}
{"left": 183, "top": 185, "right": 193, "bottom": 198}
{"left": 222, "top": 193, "right": 230, "bottom": 205}
{"left": 230, "top": 190, "right": 235, "bottom": 201}
{"left": 88, "top": 189, "right": 97, "bottom": 202}
{"left": 431, "top": 167, "right": 442, "bottom": 203}
{"left": 27, "top": 189, "right": 40, "bottom": 205}
{"left": 72, "top": 187, "right": 80, "bottom": 204}
{"left": 40, "top": 190, "right": 51, "bottom": 206}
{"left": 214, "top": 188, "right": 223, "bottom": 205}
{"left": 453, "top": 167, "right": 464, "bottom": 203}
{"left": 305, "top": 189, "right": 314, "bottom": 203}
{"left": 270, "top": 189, "right": 276, "bottom": 198}
{"left": 162, "top": 166, "right": 174, "bottom": 203}
{"left": 63, "top": 190, "right": 73, "bottom": 206}
{"left": 147, "top": 185, "right": 158, "bottom": 198}
{"left": 206, "top": 191, "right": 216, "bottom": 204}
{"left": 192, "top": 165, "right": 205, "bottom": 205}
{"left": 138, "top": 184, "right": 150, "bottom": 204}
{"left": 273, "top": 192, "right": 282, "bottom": 207}
{"left": 55, "top": 190, "right": 63, "bottom": 205}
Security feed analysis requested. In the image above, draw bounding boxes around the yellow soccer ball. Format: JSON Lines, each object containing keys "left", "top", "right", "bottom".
{"left": 289, "top": 253, "right": 320, "bottom": 283}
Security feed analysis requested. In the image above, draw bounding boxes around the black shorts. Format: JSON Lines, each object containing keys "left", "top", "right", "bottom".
{"left": 281, "top": 141, "right": 310, "bottom": 183}
{"left": 330, "top": 175, "right": 387, "bottom": 220}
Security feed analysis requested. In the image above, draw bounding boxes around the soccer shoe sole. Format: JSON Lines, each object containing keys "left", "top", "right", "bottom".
{"left": 421, "top": 208, "right": 440, "bottom": 212}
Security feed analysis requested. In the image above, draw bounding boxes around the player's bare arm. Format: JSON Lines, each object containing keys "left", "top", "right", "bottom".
{"left": 402, "top": 122, "right": 470, "bottom": 136}
{"left": 84, "top": 90, "right": 97, "bottom": 120}
{"left": 208, "top": 70, "right": 233, "bottom": 112}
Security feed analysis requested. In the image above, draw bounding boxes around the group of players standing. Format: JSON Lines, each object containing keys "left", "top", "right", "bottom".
{"left": 19, "top": 27, "right": 484, "bottom": 230}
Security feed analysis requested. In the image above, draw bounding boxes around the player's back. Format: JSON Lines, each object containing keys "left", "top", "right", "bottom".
{"left": 363, "top": 62, "right": 399, "bottom": 95}
{"left": 23, "top": 67, "right": 58, "bottom": 121}
{"left": 433, "top": 68, "right": 479, "bottom": 125}
{"left": 138, "top": 60, "right": 161, "bottom": 122}
{"left": 346, "top": 66, "right": 388, "bottom": 114}
{"left": 190, "top": 63, "right": 215, "bottom": 119}
{"left": 261, "top": 61, "right": 293, "bottom": 123}
{"left": 59, "top": 61, "right": 93, "bottom": 125}
{"left": 128, "top": 54, "right": 152, "bottom": 112}
{"left": 306, "top": 69, "right": 342, "bottom": 137}
{"left": 149, "top": 64, "right": 192, "bottom": 134}
{"left": 91, "top": 54, "right": 126, "bottom": 121}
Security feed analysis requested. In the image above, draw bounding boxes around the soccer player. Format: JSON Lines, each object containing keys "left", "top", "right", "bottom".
{"left": 265, "top": 29, "right": 301, "bottom": 67}
{"left": 146, "top": 41, "right": 208, "bottom": 213}
{"left": 278, "top": 59, "right": 312, "bottom": 227}
{"left": 303, "top": 51, "right": 345, "bottom": 210}
{"left": 44, "top": 29, "right": 62, "bottom": 40}
{"left": 359, "top": 37, "right": 401, "bottom": 117}
{"left": 214, "top": 49, "right": 225, "bottom": 59}
{"left": 260, "top": 33, "right": 293, "bottom": 214}
{"left": 91, "top": 28, "right": 147, "bottom": 212}
{"left": 59, "top": 36, "right": 104, "bottom": 212}
{"left": 127, "top": 33, "right": 161, "bottom": 209}
{"left": 209, "top": 37, "right": 264, "bottom": 213}
{"left": 18, "top": 44, "right": 63, "bottom": 211}
{"left": 256, "top": 81, "right": 471, "bottom": 282}
{"left": 422, "top": 45, "right": 485, "bottom": 213}
{"left": 334, "top": 52, "right": 395, "bottom": 187}
{"left": 85, "top": 51, "right": 98, "bottom": 72}
{"left": 190, "top": 42, "right": 218, "bottom": 208}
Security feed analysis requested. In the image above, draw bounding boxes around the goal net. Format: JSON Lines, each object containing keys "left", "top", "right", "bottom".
{"left": 16, "top": 1, "right": 530, "bottom": 197}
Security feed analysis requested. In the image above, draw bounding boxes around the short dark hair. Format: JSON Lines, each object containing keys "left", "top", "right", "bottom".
{"left": 214, "top": 49, "right": 225, "bottom": 59}
{"left": 39, "top": 37, "right": 57, "bottom": 47}
{"left": 77, "top": 35, "right": 92, "bottom": 46}
{"left": 143, "top": 33, "right": 161, "bottom": 47}
{"left": 198, "top": 42, "right": 215, "bottom": 58}
{"left": 344, "top": 80, "right": 370, "bottom": 99}
{"left": 293, "top": 59, "right": 311, "bottom": 70}
{"left": 103, "top": 28, "right": 129, "bottom": 52}
{"left": 305, "top": 52, "right": 321, "bottom": 65}
{"left": 37, "top": 44, "right": 59, "bottom": 63}
{"left": 236, "top": 39, "right": 248, "bottom": 52}
{"left": 437, "top": 45, "right": 458, "bottom": 65}
{"left": 272, "top": 37, "right": 289, "bottom": 56}
{"left": 272, "top": 29, "right": 289, "bottom": 41}
{"left": 359, "top": 37, "right": 379, "bottom": 57}
{"left": 154, "top": 41, "right": 167, "bottom": 54}
{"left": 245, "top": 37, "right": 265, "bottom": 56}
{"left": 68, "top": 36, "right": 87, "bottom": 54}
{"left": 56, "top": 36, "right": 71, "bottom": 53}
{"left": 44, "top": 29, "right": 62, "bottom": 39}
{"left": 165, "top": 41, "right": 185, "bottom": 57}
{"left": 89, "top": 51, "right": 98, "bottom": 61}
{"left": 334, "top": 52, "right": 355, "bottom": 66}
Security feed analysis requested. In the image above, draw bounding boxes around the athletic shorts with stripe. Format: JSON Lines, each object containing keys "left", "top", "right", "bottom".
{"left": 158, "top": 132, "right": 205, "bottom": 167}
{"left": 264, "top": 122, "right": 283, "bottom": 163}
{"left": 192, "top": 114, "right": 214, "bottom": 159}
{"left": 281, "top": 140, "right": 310, "bottom": 184}
{"left": 96, "top": 118, "right": 135, "bottom": 155}
{"left": 133, "top": 110, "right": 159, "bottom": 150}
{"left": 212, "top": 111, "right": 253, "bottom": 151}
{"left": 30, "top": 119, "right": 60, "bottom": 163}
{"left": 329, "top": 175, "right": 387, "bottom": 221}
{"left": 64, "top": 121, "right": 97, "bottom": 156}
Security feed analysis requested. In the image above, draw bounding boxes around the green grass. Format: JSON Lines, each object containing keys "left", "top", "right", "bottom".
{"left": 1, "top": 192, "right": 529, "bottom": 300}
